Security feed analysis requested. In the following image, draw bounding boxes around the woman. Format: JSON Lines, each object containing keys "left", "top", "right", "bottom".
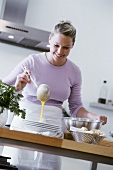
{"left": 2, "top": 20, "right": 107, "bottom": 170}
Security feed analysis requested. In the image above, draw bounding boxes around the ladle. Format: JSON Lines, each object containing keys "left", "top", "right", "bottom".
{"left": 22, "top": 65, "right": 51, "bottom": 102}
{"left": 23, "top": 66, "right": 51, "bottom": 122}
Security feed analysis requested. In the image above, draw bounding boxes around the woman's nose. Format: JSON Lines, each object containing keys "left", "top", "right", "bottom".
{"left": 57, "top": 47, "right": 63, "bottom": 54}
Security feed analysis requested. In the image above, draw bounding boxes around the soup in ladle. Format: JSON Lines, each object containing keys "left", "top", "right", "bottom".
{"left": 36, "top": 84, "right": 51, "bottom": 122}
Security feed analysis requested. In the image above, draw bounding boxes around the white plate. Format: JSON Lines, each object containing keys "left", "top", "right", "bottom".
{"left": 22, "top": 120, "right": 61, "bottom": 132}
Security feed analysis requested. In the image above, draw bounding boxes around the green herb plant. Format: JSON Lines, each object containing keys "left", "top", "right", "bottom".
{"left": 0, "top": 80, "right": 26, "bottom": 119}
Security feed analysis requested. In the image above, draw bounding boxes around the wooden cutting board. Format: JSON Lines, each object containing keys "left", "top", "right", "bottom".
{"left": 0, "top": 128, "right": 113, "bottom": 159}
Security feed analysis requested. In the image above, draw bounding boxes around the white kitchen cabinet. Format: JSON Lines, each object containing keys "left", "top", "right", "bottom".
{"left": 89, "top": 102, "right": 113, "bottom": 111}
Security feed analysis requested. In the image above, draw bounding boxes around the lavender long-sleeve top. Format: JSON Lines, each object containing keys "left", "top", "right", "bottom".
{"left": 3, "top": 52, "right": 83, "bottom": 116}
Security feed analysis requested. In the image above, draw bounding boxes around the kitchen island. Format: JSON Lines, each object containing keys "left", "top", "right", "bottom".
{"left": 0, "top": 128, "right": 113, "bottom": 170}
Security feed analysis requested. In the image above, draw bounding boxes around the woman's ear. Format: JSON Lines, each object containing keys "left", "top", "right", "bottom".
{"left": 71, "top": 44, "right": 74, "bottom": 49}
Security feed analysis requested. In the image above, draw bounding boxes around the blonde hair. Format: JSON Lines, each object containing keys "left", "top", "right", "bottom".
{"left": 50, "top": 20, "right": 76, "bottom": 45}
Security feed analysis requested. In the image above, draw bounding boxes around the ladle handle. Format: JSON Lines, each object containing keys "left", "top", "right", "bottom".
{"left": 22, "top": 65, "right": 38, "bottom": 88}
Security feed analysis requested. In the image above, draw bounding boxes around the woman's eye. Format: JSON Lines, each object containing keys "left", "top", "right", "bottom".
{"left": 54, "top": 44, "right": 59, "bottom": 47}
{"left": 54, "top": 44, "right": 70, "bottom": 49}
{"left": 64, "top": 47, "right": 69, "bottom": 49}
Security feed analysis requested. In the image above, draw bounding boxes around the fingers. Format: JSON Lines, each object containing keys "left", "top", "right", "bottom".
{"left": 99, "top": 116, "right": 107, "bottom": 125}
{"left": 23, "top": 68, "right": 31, "bottom": 76}
{"left": 15, "top": 70, "right": 31, "bottom": 91}
{"left": 17, "top": 70, "right": 31, "bottom": 83}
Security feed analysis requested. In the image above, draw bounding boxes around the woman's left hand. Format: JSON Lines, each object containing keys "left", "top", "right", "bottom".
{"left": 99, "top": 115, "right": 107, "bottom": 125}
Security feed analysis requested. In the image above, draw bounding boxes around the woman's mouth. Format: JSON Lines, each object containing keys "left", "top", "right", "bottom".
{"left": 55, "top": 53, "right": 64, "bottom": 58}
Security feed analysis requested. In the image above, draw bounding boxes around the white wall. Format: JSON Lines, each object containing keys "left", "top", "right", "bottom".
{"left": 0, "top": 0, "right": 113, "bottom": 169}
{"left": 0, "top": 43, "right": 38, "bottom": 78}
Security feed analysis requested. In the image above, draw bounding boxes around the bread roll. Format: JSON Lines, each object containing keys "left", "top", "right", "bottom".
{"left": 81, "top": 127, "right": 88, "bottom": 131}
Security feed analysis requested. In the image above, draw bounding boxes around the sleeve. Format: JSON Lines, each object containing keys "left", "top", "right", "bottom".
{"left": 68, "top": 67, "right": 83, "bottom": 117}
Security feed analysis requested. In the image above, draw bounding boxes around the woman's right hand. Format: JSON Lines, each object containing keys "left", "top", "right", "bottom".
{"left": 15, "top": 69, "right": 31, "bottom": 91}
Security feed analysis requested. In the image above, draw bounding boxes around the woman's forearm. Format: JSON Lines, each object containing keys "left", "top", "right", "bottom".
{"left": 76, "top": 107, "right": 107, "bottom": 125}
{"left": 76, "top": 107, "right": 98, "bottom": 119}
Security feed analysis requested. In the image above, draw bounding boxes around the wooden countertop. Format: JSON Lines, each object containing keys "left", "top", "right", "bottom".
{"left": 0, "top": 128, "right": 113, "bottom": 166}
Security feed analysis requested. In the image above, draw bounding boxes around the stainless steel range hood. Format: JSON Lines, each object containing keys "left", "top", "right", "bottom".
{"left": 0, "top": 0, "right": 50, "bottom": 52}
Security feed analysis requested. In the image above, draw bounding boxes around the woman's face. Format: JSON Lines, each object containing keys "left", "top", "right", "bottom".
{"left": 49, "top": 33, "right": 73, "bottom": 66}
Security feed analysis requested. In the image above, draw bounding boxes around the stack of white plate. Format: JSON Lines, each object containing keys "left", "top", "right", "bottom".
{"left": 22, "top": 119, "right": 61, "bottom": 133}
